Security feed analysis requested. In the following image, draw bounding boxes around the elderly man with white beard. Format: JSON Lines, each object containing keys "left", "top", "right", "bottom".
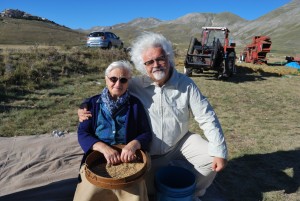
{"left": 79, "top": 32, "right": 228, "bottom": 200}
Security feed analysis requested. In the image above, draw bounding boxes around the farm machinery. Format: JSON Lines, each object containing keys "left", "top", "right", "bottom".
{"left": 240, "top": 36, "right": 272, "bottom": 64}
{"left": 184, "top": 27, "right": 236, "bottom": 79}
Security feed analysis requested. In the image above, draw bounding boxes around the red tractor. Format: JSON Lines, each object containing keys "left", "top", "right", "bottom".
{"left": 184, "top": 27, "right": 236, "bottom": 79}
{"left": 240, "top": 36, "right": 272, "bottom": 64}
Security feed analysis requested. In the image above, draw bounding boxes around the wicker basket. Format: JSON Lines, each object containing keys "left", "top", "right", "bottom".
{"left": 85, "top": 145, "right": 148, "bottom": 189}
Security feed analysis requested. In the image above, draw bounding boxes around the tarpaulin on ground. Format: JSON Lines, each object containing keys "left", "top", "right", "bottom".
{"left": 285, "top": 62, "right": 300, "bottom": 69}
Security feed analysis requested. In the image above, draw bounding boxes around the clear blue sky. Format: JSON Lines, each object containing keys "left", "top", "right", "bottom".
{"left": 1, "top": 0, "right": 291, "bottom": 29}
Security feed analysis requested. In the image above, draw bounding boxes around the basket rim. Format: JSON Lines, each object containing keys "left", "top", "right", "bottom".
{"left": 84, "top": 144, "right": 148, "bottom": 189}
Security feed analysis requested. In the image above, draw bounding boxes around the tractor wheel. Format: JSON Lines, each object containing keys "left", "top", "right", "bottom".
{"left": 217, "top": 63, "right": 227, "bottom": 80}
{"left": 184, "top": 67, "right": 192, "bottom": 77}
{"left": 227, "top": 52, "right": 236, "bottom": 76}
{"left": 212, "top": 39, "right": 221, "bottom": 59}
{"left": 212, "top": 39, "right": 222, "bottom": 68}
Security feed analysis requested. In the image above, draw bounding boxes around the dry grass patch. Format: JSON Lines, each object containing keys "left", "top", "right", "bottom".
{"left": 1, "top": 53, "right": 299, "bottom": 200}
{"left": 177, "top": 61, "right": 300, "bottom": 200}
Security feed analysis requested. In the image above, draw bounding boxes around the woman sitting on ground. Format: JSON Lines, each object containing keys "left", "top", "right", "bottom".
{"left": 73, "top": 60, "right": 152, "bottom": 201}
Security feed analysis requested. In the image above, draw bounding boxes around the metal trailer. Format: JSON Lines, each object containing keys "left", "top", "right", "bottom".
{"left": 240, "top": 36, "right": 272, "bottom": 64}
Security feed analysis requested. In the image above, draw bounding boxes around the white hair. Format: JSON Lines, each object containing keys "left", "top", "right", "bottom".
{"left": 105, "top": 60, "right": 133, "bottom": 77}
{"left": 130, "top": 32, "right": 175, "bottom": 75}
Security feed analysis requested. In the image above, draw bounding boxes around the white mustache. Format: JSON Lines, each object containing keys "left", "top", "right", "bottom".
{"left": 152, "top": 67, "right": 166, "bottom": 73}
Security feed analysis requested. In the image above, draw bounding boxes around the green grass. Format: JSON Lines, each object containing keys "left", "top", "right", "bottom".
{"left": 183, "top": 66, "right": 300, "bottom": 201}
{"left": 1, "top": 48, "right": 300, "bottom": 200}
{"left": 0, "top": 17, "right": 85, "bottom": 46}
{"left": 0, "top": 73, "right": 103, "bottom": 136}
{"left": 0, "top": 47, "right": 129, "bottom": 136}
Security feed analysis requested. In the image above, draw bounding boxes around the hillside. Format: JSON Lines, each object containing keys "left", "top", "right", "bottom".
{"left": 0, "top": 16, "right": 85, "bottom": 46}
{"left": 1, "top": 0, "right": 300, "bottom": 55}
{"left": 91, "top": 0, "right": 300, "bottom": 55}
{"left": 232, "top": 0, "right": 300, "bottom": 54}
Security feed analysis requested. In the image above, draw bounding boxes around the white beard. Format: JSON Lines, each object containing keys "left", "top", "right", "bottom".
{"left": 153, "top": 71, "right": 166, "bottom": 81}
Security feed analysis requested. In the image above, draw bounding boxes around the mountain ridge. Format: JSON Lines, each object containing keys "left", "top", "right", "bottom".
{"left": 1, "top": 0, "right": 299, "bottom": 54}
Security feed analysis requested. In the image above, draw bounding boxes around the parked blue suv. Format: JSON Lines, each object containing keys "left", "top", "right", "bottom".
{"left": 86, "top": 31, "right": 123, "bottom": 49}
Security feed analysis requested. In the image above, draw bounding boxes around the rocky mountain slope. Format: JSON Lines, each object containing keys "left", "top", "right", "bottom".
{"left": 88, "top": 0, "right": 299, "bottom": 54}
{"left": 1, "top": 0, "right": 299, "bottom": 54}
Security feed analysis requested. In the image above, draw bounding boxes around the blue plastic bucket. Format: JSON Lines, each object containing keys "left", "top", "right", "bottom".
{"left": 155, "top": 166, "right": 196, "bottom": 201}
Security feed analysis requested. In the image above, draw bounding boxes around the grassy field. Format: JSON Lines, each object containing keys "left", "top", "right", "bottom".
{"left": 0, "top": 17, "right": 85, "bottom": 46}
{"left": 0, "top": 48, "right": 299, "bottom": 200}
{"left": 186, "top": 67, "right": 300, "bottom": 201}
{"left": 0, "top": 47, "right": 129, "bottom": 136}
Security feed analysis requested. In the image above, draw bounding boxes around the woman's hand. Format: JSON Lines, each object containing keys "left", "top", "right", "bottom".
{"left": 78, "top": 108, "right": 92, "bottom": 122}
{"left": 92, "top": 142, "right": 121, "bottom": 165}
{"left": 120, "top": 140, "right": 141, "bottom": 163}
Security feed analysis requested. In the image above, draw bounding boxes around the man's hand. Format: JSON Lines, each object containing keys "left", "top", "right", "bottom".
{"left": 212, "top": 157, "right": 227, "bottom": 172}
{"left": 78, "top": 108, "right": 92, "bottom": 122}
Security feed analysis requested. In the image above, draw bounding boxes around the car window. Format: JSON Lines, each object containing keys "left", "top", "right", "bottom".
{"left": 88, "top": 33, "right": 96, "bottom": 37}
{"left": 89, "top": 32, "right": 104, "bottom": 37}
{"left": 110, "top": 33, "right": 117, "bottom": 39}
{"left": 107, "top": 33, "right": 113, "bottom": 38}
